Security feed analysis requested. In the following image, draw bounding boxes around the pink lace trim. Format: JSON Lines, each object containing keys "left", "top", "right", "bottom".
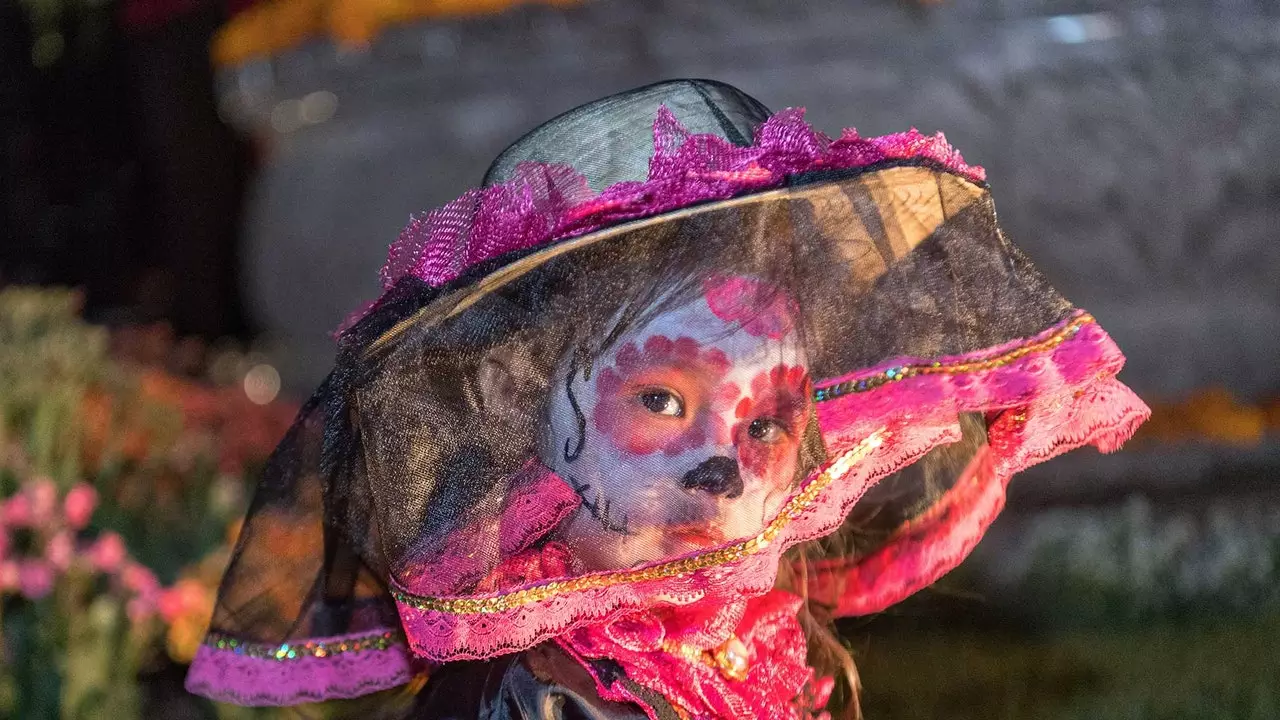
{"left": 339, "top": 109, "right": 983, "bottom": 335}
{"left": 808, "top": 323, "right": 1150, "bottom": 615}
{"left": 389, "top": 309, "right": 1145, "bottom": 663}
{"left": 185, "top": 628, "right": 418, "bottom": 705}
{"left": 813, "top": 310, "right": 1112, "bottom": 453}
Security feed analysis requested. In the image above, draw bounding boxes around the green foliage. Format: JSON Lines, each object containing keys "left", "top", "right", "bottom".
{"left": 0, "top": 288, "right": 107, "bottom": 485}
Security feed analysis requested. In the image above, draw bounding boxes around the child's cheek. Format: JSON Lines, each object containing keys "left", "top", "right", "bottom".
{"left": 710, "top": 382, "right": 742, "bottom": 445}
{"left": 736, "top": 433, "right": 801, "bottom": 481}
{"left": 730, "top": 365, "right": 810, "bottom": 482}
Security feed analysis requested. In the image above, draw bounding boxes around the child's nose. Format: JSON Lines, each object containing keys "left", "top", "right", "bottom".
{"left": 680, "top": 456, "right": 744, "bottom": 499}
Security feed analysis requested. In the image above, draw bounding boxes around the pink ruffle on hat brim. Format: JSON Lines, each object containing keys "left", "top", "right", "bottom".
{"left": 812, "top": 377, "right": 1147, "bottom": 616}
{"left": 337, "top": 108, "right": 984, "bottom": 336}
{"left": 807, "top": 310, "right": 1149, "bottom": 614}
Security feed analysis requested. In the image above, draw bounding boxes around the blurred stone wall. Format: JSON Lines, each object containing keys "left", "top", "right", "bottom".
{"left": 221, "top": 0, "right": 1279, "bottom": 398}
{"left": 218, "top": 0, "right": 1280, "bottom": 496}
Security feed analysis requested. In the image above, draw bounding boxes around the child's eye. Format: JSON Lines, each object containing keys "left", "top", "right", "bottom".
{"left": 747, "top": 418, "right": 786, "bottom": 443}
{"left": 638, "top": 389, "right": 684, "bottom": 417}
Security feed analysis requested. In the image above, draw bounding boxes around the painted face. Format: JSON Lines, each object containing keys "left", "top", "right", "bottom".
{"left": 542, "top": 276, "right": 812, "bottom": 571}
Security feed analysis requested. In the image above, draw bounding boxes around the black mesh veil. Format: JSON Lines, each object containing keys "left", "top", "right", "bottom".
{"left": 207, "top": 175, "right": 1068, "bottom": 638}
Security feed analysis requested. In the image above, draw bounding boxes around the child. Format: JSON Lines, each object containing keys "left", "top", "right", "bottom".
{"left": 186, "top": 80, "right": 1149, "bottom": 719}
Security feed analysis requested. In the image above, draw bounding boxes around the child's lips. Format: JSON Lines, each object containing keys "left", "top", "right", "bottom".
{"left": 670, "top": 525, "right": 728, "bottom": 547}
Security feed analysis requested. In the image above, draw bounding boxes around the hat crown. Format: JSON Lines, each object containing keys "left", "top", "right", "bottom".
{"left": 482, "top": 79, "right": 772, "bottom": 191}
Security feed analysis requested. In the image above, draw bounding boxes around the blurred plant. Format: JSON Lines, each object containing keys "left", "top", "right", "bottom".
{"left": 14, "top": 0, "right": 116, "bottom": 68}
{"left": 157, "top": 522, "right": 238, "bottom": 665}
{"left": 0, "top": 287, "right": 297, "bottom": 719}
{"left": 0, "top": 475, "right": 159, "bottom": 718}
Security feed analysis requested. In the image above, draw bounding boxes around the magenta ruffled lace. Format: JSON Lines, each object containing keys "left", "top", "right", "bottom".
{"left": 808, "top": 311, "right": 1150, "bottom": 615}
{"left": 185, "top": 628, "right": 418, "bottom": 706}
{"left": 819, "top": 375, "right": 1147, "bottom": 617}
{"left": 339, "top": 109, "right": 984, "bottom": 335}
{"left": 391, "top": 422, "right": 941, "bottom": 662}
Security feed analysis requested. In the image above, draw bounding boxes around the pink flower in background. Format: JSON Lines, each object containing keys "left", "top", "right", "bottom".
{"left": 18, "top": 561, "right": 54, "bottom": 600}
{"left": 63, "top": 484, "right": 98, "bottom": 530}
{"left": 28, "top": 478, "right": 58, "bottom": 525}
{"left": 124, "top": 563, "right": 162, "bottom": 623}
{"left": 0, "top": 529, "right": 9, "bottom": 559}
{"left": 127, "top": 596, "right": 157, "bottom": 623}
{"left": 2, "top": 495, "right": 33, "bottom": 527}
{"left": 88, "top": 532, "right": 127, "bottom": 573}
{"left": 117, "top": 558, "right": 160, "bottom": 620}
{"left": 122, "top": 561, "right": 160, "bottom": 596}
{"left": 0, "top": 561, "right": 19, "bottom": 591}
{"left": 45, "top": 531, "right": 74, "bottom": 571}
{"left": 158, "top": 578, "right": 209, "bottom": 623}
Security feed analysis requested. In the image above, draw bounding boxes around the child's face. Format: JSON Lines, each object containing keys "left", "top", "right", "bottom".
{"left": 544, "top": 276, "right": 812, "bottom": 571}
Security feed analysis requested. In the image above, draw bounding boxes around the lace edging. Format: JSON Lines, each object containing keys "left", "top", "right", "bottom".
{"left": 185, "top": 628, "right": 416, "bottom": 706}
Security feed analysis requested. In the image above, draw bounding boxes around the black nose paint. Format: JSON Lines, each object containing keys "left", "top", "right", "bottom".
{"left": 680, "top": 456, "right": 744, "bottom": 499}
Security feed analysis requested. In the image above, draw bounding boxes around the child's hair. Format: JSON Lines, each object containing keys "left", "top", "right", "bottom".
{"left": 778, "top": 412, "right": 990, "bottom": 719}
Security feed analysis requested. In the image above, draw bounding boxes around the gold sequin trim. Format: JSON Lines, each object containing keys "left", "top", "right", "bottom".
{"left": 203, "top": 630, "right": 404, "bottom": 660}
{"left": 813, "top": 312, "right": 1094, "bottom": 402}
{"left": 393, "top": 430, "right": 886, "bottom": 615}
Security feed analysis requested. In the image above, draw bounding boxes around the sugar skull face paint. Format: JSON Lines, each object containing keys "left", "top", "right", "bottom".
{"left": 542, "top": 276, "right": 812, "bottom": 571}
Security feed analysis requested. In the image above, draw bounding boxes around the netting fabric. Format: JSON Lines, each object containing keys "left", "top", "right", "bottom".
{"left": 187, "top": 80, "right": 1148, "bottom": 716}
